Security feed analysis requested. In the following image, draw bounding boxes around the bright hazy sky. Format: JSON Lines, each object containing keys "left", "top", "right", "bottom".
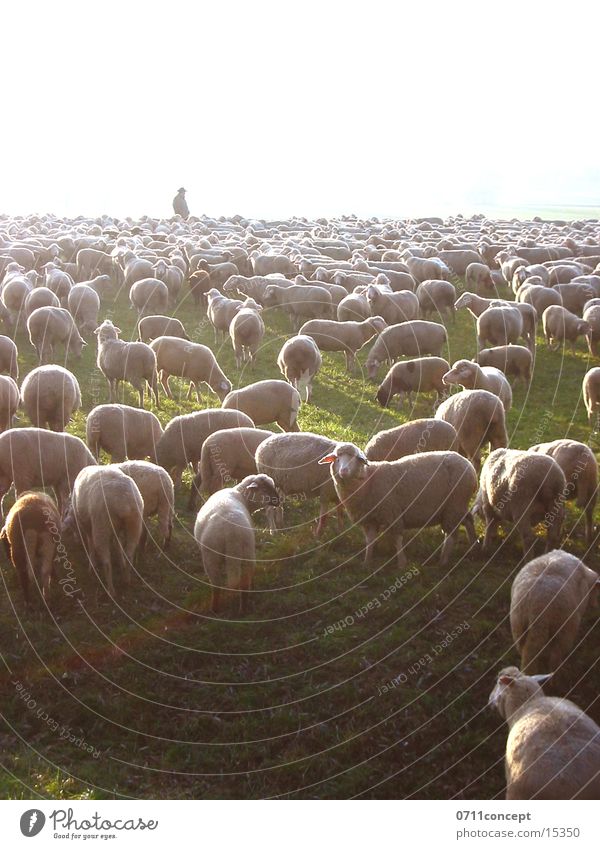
{"left": 3, "top": 0, "right": 599, "bottom": 220}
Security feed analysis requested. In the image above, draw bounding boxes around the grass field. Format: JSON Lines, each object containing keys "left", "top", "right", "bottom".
{"left": 1, "top": 280, "right": 599, "bottom": 800}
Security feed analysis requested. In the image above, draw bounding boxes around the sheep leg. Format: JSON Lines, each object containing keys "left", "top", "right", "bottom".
{"left": 0, "top": 478, "right": 13, "bottom": 521}
{"left": 363, "top": 525, "right": 378, "bottom": 564}
{"left": 394, "top": 533, "right": 407, "bottom": 569}
{"left": 39, "top": 535, "right": 56, "bottom": 600}
{"left": 211, "top": 585, "right": 222, "bottom": 614}
{"left": 265, "top": 506, "right": 278, "bottom": 534}
{"left": 482, "top": 516, "right": 500, "bottom": 553}
{"left": 160, "top": 371, "right": 173, "bottom": 399}
{"left": 585, "top": 504, "right": 595, "bottom": 545}
{"left": 462, "top": 512, "right": 477, "bottom": 546}
{"left": 439, "top": 528, "right": 456, "bottom": 567}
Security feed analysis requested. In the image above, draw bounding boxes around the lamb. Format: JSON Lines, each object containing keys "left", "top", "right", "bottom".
{"left": 222, "top": 380, "right": 301, "bottom": 432}
{"left": 376, "top": 357, "right": 450, "bottom": 408}
{"left": 62, "top": 465, "right": 143, "bottom": 597}
{"left": 476, "top": 304, "right": 523, "bottom": 351}
{"left": 299, "top": 316, "right": 386, "bottom": 373}
{"left": 86, "top": 403, "right": 163, "bottom": 462}
{"left": 149, "top": 335, "right": 231, "bottom": 402}
{"left": 263, "top": 282, "right": 333, "bottom": 329}
{"left": 337, "top": 290, "right": 371, "bottom": 322}
{"left": 137, "top": 315, "right": 190, "bottom": 343}
{"left": 116, "top": 460, "right": 174, "bottom": 550}
{"left": 583, "top": 367, "right": 600, "bottom": 428}
{"left": 442, "top": 359, "right": 512, "bottom": 411}
{"left": 94, "top": 319, "right": 160, "bottom": 408}
{"left": 229, "top": 297, "right": 265, "bottom": 368}
{"left": 0, "top": 492, "right": 62, "bottom": 604}
{"left": 0, "top": 336, "right": 18, "bottom": 380}
{"left": 190, "top": 426, "right": 273, "bottom": 509}
{"left": 529, "top": 439, "right": 598, "bottom": 544}
{"left": 435, "top": 389, "right": 508, "bottom": 473}
{"left": 475, "top": 448, "right": 567, "bottom": 554}
{"left": 67, "top": 283, "right": 100, "bottom": 334}
{"left": 465, "top": 261, "right": 495, "bottom": 295}
{"left": 510, "top": 551, "right": 599, "bottom": 674}
{"left": 365, "top": 320, "right": 448, "bottom": 379}
{"left": 475, "top": 345, "right": 533, "bottom": 385}
{"left": 129, "top": 277, "right": 169, "bottom": 317}
{"left": 27, "top": 306, "right": 86, "bottom": 364}
{"left": 193, "top": 473, "right": 280, "bottom": 613}
{"left": 488, "top": 666, "right": 600, "bottom": 799}
{"left": 0, "top": 428, "right": 96, "bottom": 518}
{"left": 542, "top": 305, "right": 590, "bottom": 350}
{"left": 24, "top": 286, "right": 60, "bottom": 318}
{"left": 206, "top": 288, "right": 244, "bottom": 342}
{"left": 319, "top": 443, "right": 477, "bottom": 567}
{"left": 156, "top": 408, "right": 254, "bottom": 488}
{"left": 277, "top": 334, "right": 322, "bottom": 402}
{"left": 20, "top": 365, "right": 81, "bottom": 431}
{"left": 255, "top": 431, "right": 340, "bottom": 535}
{"left": 416, "top": 279, "right": 456, "bottom": 322}
{"left": 366, "top": 284, "right": 419, "bottom": 324}
{"left": 364, "top": 418, "right": 457, "bottom": 461}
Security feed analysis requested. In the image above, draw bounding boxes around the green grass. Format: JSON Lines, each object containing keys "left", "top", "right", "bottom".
{"left": 0, "top": 281, "right": 599, "bottom": 800}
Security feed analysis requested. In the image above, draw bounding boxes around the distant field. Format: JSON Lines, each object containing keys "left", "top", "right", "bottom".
{"left": 473, "top": 204, "right": 600, "bottom": 221}
{"left": 0, "top": 278, "right": 599, "bottom": 801}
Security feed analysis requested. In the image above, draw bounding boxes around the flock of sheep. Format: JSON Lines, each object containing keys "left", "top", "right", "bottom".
{"left": 0, "top": 210, "right": 599, "bottom": 799}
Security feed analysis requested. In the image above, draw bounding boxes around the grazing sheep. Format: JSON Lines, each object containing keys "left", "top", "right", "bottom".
{"left": 206, "top": 288, "right": 244, "bottom": 342}
{"left": 319, "top": 443, "right": 477, "bottom": 567}
{"left": 519, "top": 284, "right": 562, "bottom": 318}
{"left": 253, "top": 254, "right": 297, "bottom": 277}
{"left": 0, "top": 492, "right": 61, "bottom": 604}
{"left": 476, "top": 304, "right": 523, "bottom": 351}
{"left": 364, "top": 418, "right": 457, "bottom": 461}
{"left": 264, "top": 282, "right": 333, "bottom": 329}
{"left": 222, "top": 380, "right": 301, "bottom": 432}
{"left": 366, "top": 320, "right": 448, "bottom": 380}
{"left": 337, "top": 290, "right": 371, "bottom": 322}
{"left": 194, "top": 473, "right": 280, "bottom": 613}
{"left": 376, "top": 357, "right": 450, "bottom": 408}
{"left": 403, "top": 254, "right": 450, "bottom": 283}
{"left": 62, "top": 465, "right": 143, "bottom": 596}
{"left": 476, "top": 448, "right": 567, "bottom": 554}
{"left": 542, "top": 305, "right": 590, "bottom": 351}
{"left": 552, "top": 282, "right": 594, "bottom": 315}
{"left": 583, "top": 302, "right": 600, "bottom": 355}
{"left": 43, "top": 262, "right": 73, "bottom": 305}
{"left": 67, "top": 283, "right": 101, "bottom": 334}
{"left": 0, "top": 428, "right": 96, "bottom": 518}
{"left": 416, "top": 279, "right": 456, "bottom": 322}
{"left": 475, "top": 345, "right": 532, "bottom": 385}
{"left": 465, "top": 261, "right": 495, "bottom": 295}
{"left": 24, "top": 286, "right": 60, "bottom": 318}
{"left": 510, "top": 550, "right": 599, "bottom": 674}
{"left": 456, "top": 292, "right": 536, "bottom": 350}
{"left": 149, "top": 335, "right": 231, "bottom": 402}
{"left": 366, "top": 284, "right": 419, "bottom": 324}
{"left": 583, "top": 367, "right": 600, "bottom": 428}
{"left": 27, "top": 306, "right": 86, "bottom": 364}
{"left": 299, "top": 316, "right": 386, "bottom": 373}
{"left": 187, "top": 268, "right": 211, "bottom": 307}
{"left": 94, "top": 319, "right": 160, "bottom": 408}
{"left": 129, "top": 277, "right": 169, "bottom": 317}
{"left": 435, "top": 389, "right": 508, "bottom": 473}
{"left": 116, "top": 460, "right": 174, "bottom": 550}
{"left": 137, "top": 315, "right": 189, "bottom": 343}
{"left": 489, "top": 666, "right": 600, "bottom": 799}
{"left": 229, "top": 298, "right": 264, "bottom": 368}
{"left": 0, "top": 336, "right": 18, "bottom": 380}
{"left": 0, "top": 375, "right": 19, "bottom": 433}
{"left": 1, "top": 273, "right": 34, "bottom": 327}
{"left": 20, "top": 365, "right": 81, "bottom": 431}
{"left": 156, "top": 408, "right": 254, "bottom": 488}
{"left": 442, "top": 359, "right": 512, "bottom": 411}
{"left": 86, "top": 403, "right": 163, "bottom": 462}
{"left": 153, "top": 258, "right": 184, "bottom": 304}
{"left": 277, "top": 334, "right": 322, "bottom": 402}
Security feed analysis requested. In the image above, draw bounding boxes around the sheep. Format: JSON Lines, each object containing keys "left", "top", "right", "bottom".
{"left": 583, "top": 367, "right": 600, "bottom": 428}
{"left": 442, "top": 359, "right": 512, "bottom": 411}
{"left": 277, "top": 334, "right": 322, "bottom": 402}
{"left": 62, "top": 465, "right": 143, "bottom": 597}
{"left": 541, "top": 305, "right": 590, "bottom": 351}
{"left": 0, "top": 492, "right": 61, "bottom": 604}
{"left": 153, "top": 258, "right": 184, "bottom": 304}
{"left": 263, "top": 282, "right": 333, "bottom": 329}
{"left": 364, "top": 418, "right": 457, "bottom": 461}
{"left": 0, "top": 335, "right": 18, "bottom": 380}
{"left": 403, "top": 254, "right": 450, "bottom": 283}
{"left": 0, "top": 428, "right": 96, "bottom": 519}
{"left": 476, "top": 304, "right": 523, "bottom": 351}
{"left": 206, "top": 288, "right": 244, "bottom": 342}
{"left": 366, "top": 284, "right": 419, "bottom": 324}
{"left": 475, "top": 448, "right": 567, "bottom": 555}
{"left": 519, "top": 284, "right": 562, "bottom": 318}
{"left": 27, "top": 306, "right": 86, "bottom": 364}
{"left": 222, "top": 380, "right": 301, "bottom": 432}
{"left": 255, "top": 431, "right": 341, "bottom": 536}
{"left": 465, "top": 261, "right": 495, "bottom": 295}
{"left": 552, "top": 282, "right": 594, "bottom": 315}
{"left": 94, "top": 319, "right": 160, "bottom": 408}
{"left": 194, "top": 473, "right": 280, "bottom": 613}
{"left": 365, "top": 320, "right": 448, "bottom": 380}
{"left": 42, "top": 262, "right": 73, "bottom": 305}
{"left": 129, "top": 277, "right": 169, "bottom": 317}
{"left": 137, "top": 315, "right": 189, "bottom": 343}
{"left": 435, "top": 389, "right": 508, "bottom": 473}
{"left": 190, "top": 426, "right": 273, "bottom": 509}
{"left": 156, "top": 408, "right": 254, "bottom": 488}
{"left": 319, "top": 443, "right": 477, "bottom": 567}
{"left": 229, "top": 297, "right": 264, "bottom": 368}
{"left": 299, "top": 316, "right": 386, "bottom": 373}
{"left": 437, "top": 248, "right": 482, "bottom": 277}
{"left": 1, "top": 271, "right": 33, "bottom": 327}
{"left": 115, "top": 460, "right": 174, "bottom": 551}
{"left": 223, "top": 274, "right": 292, "bottom": 304}
{"left": 337, "top": 290, "right": 371, "bottom": 322}
{"left": 187, "top": 268, "right": 211, "bottom": 307}
{"left": 149, "top": 335, "right": 231, "bottom": 403}
{"left": 24, "top": 286, "right": 60, "bottom": 318}
{"left": 475, "top": 344, "right": 532, "bottom": 385}
{"left": 86, "top": 403, "right": 163, "bottom": 462}
{"left": 488, "top": 666, "right": 600, "bottom": 799}
{"left": 295, "top": 274, "right": 348, "bottom": 307}
{"left": 416, "top": 279, "right": 456, "bottom": 322}
{"left": 253, "top": 254, "right": 297, "bottom": 277}
{"left": 67, "top": 283, "right": 100, "bottom": 334}
{"left": 510, "top": 551, "right": 599, "bottom": 674}
{"left": 455, "top": 292, "right": 536, "bottom": 349}
{"left": 20, "top": 365, "right": 81, "bottom": 431}
{"left": 376, "top": 357, "right": 450, "bottom": 408}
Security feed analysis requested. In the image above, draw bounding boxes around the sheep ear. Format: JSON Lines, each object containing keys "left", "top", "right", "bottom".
{"left": 318, "top": 454, "right": 337, "bottom": 465}
{"left": 530, "top": 673, "right": 552, "bottom": 684}
{"left": 498, "top": 674, "right": 515, "bottom": 686}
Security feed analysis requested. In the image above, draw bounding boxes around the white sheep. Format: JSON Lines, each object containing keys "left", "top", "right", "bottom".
{"left": 0, "top": 375, "right": 19, "bottom": 433}
{"left": 94, "top": 319, "right": 160, "bottom": 408}
{"left": 582, "top": 367, "right": 600, "bottom": 427}
{"left": 435, "top": 389, "right": 508, "bottom": 473}
{"left": 68, "top": 283, "right": 101, "bottom": 334}
{"left": 20, "top": 365, "right": 81, "bottom": 431}
{"left": 0, "top": 335, "right": 18, "bottom": 380}
{"left": 27, "top": 306, "right": 86, "bottom": 364}
{"left": 137, "top": 315, "right": 189, "bottom": 343}
{"left": 229, "top": 298, "right": 264, "bottom": 368}
{"left": 222, "top": 380, "right": 301, "bottom": 432}
{"left": 442, "top": 359, "right": 512, "bottom": 410}
{"left": 299, "top": 316, "right": 386, "bottom": 373}
{"left": 86, "top": 403, "right": 163, "bottom": 462}
{"left": 277, "top": 334, "right": 322, "bottom": 402}
{"left": 364, "top": 418, "right": 457, "bottom": 461}
{"left": 129, "top": 277, "right": 169, "bottom": 317}
{"left": 116, "top": 460, "right": 175, "bottom": 550}
{"left": 149, "top": 335, "right": 231, "bottom": 402}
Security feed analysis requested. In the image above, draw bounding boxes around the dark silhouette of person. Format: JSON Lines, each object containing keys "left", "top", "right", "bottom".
{"left": 173, "top": 187, "right": 189, "bottom": 219}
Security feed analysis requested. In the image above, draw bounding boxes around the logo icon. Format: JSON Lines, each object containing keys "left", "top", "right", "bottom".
{"left": 20, "top": 810, "right": 46, "bottom": 837}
